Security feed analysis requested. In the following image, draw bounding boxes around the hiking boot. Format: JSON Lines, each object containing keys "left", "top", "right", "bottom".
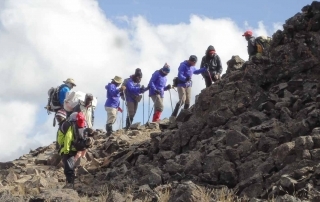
{"left": 106, "top": 123, "right": 113, "bottom": 136}
{"left": 184, "top": 104, "right": 190, "bottom": 110}
{"left": 63, "top": 183, "right": 74, "bottom": 189}
{"left": 171, "top": 103, "right": 181, "bottom": 117}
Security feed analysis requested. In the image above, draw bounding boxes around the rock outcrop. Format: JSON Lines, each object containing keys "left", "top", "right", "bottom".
{"left": 1, "top": 1, "right": 320, "bottom": 201}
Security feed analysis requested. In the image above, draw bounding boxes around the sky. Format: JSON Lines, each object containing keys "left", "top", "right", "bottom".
{"left": 0, "top": 0, "right": 312, "bottom": 161}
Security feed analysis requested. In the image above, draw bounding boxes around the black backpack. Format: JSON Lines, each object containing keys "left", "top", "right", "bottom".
{"left": 46, "top": 85, "right": 64, "bottom": 113}
{"left": 70, "top": 122, "right": 93, "bottom": 151}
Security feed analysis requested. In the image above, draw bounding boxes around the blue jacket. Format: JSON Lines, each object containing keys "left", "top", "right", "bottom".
{"left": 105, "top": 83, "right": 120, "bottom": 108}
{"left": 59, "top": 84, "right": 70, "bottom": 106}
{"left": 125, "top": 77, "right": 142, "bottom": 102}
{"left": 148, "top": 70, "right": 169, "bottom": 98}
{"left": 177, "top": 60, "right": 206, "bottom": 88}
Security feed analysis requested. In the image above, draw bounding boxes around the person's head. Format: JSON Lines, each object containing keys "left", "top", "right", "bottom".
{"left": 111, "top": 76, "right": 123, "bottom": 87}
{"left": 206, "top": 46, "right": 216, "bottom": 58}
{"left": 242, "top": 30, "right": 253, "bottom": 41}
{"left": 63, "top": 78, "right": 76, "bottom": 89}
{"left": 55, "top": 109, "right": 67, "bottom": 124}
{"left": 188, "top": 55, "right": 197, "bottom": 66}
{"left": 133, "top": 68, "right": 142, "bottom": 83}
{"left": 84, "top": 93, "right": 94, "bottom": 107}
{"left": 160, "top": 63, "right": 170, "bottom": 76}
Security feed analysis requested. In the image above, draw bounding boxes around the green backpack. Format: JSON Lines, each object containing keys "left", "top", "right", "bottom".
{"left": 255, "top": 36, "right": 272, "bottom": 53}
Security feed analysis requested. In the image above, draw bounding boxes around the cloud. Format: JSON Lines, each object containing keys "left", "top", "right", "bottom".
{"left": 0, "top": 0, "right": 272, "bottom": 161}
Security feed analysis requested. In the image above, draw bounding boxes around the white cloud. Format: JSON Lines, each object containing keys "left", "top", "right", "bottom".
{"left": 0, "top": 0, "right": 271, "bottom": 161}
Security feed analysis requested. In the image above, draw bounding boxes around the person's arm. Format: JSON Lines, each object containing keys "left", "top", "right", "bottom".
{"left": 216, "top": 55, "right": 223, "bottom": 74}
{"left": 200, "top": 57, "right": 206, "bottom": 68}
{"left": 91, "top": 107, "right": 94, "bottom": 127}
{"left": 108, "top": 84, "right": 120, "bottom": 96}
{"left": 148, "top": 72, "right": 158, "bottom": 91}
{"left": 178, "top": 64, "right": 187, "bottom": 82}
{"left": 193, "top": 67, "right": 207, "bottom": 75}
{"left": 59, "top": 86, "right": 70, "bottom": 106}
{"left": 126, "top": 80, "right": 141, "bottom": 94}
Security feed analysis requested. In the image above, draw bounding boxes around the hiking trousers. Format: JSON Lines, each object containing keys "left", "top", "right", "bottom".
{"left": 127, "top": 101, "right": 138, "bottom": 117}
{"left": 151, "top": 95, "right": 163, "bottom": 112}
{"left": 62, "top": 151, "right": 77, "bottom": 183}
{"left": 105, "top": 107, "right": 117, "bottom": 124}
{"left": 177, "top": 86, "right": 191, "bottom": 106}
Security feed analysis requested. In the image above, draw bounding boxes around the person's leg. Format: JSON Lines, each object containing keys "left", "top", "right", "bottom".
{"left": 184, "top": 87, "right": 192, "bottom": 109}
{"left": 62, "top": 152, "right": 76, "bottom": 188}
{"left": 126, "top": 102, "right": 135, "bottom": 129}
{"left": 106, "top": 107, "right": 117, "bottom": 135}
{"left": 151, "top": 95, "right": 163, "bottom": 122}
{"left": 204, "top": 76, "right": 212, "bottom": 88}
{"left": 172, "top": 87, "right": 186, "bottom": 117}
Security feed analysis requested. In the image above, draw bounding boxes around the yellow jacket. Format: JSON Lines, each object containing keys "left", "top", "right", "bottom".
{"left": 57, "top": 121, "right": 77, "bottom": 155}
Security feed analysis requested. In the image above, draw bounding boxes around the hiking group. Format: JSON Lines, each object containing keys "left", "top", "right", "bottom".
{"left": 45, "top": 30, "right": 270, "bottom": 189}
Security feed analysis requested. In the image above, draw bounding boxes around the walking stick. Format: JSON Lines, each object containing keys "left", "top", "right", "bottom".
{"left": 122, "top": 101, "right": 124, "bottom": 129}
{"left": 169, "top": 89, "right": 173, "bottom": 113}
{"left": 143, "top": 93, "right": 144, "bottom": 124}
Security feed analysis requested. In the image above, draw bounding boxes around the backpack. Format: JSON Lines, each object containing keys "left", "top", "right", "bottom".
{"left": 46, "top": 85, "right": 63, "bottom": 113}
{"left": 255, "top": 36, "right": 272, "bottom": 53}
{"left": 173, "top": 77, "right": 178, "bottom": 88}
{"left": 120, "top": 78, "right": 129, "bottom": 101}
{"left": 64, "top": 91, "right": 97, "bottom": 112}
{"left": 67, "top": 113, "right": 94, "bottom": 151}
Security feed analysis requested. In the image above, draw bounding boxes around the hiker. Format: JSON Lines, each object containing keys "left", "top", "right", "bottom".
{"left": 123, "top": 68, "right": 147, "bottom": 129}
{"left": 55, "top": 110, "right": 78, "bottom": 189}
{"left": 59, "top": 78, "right": 77, "bottom": 107}
{"left": 171, "top": 55, "right": 207, "bottom": 118}
{"left": 105, "top": 76, "right": 126, "bottom": 136}
{"left": 73, "top": 93, "right": 95, "bottom": 128}
{"left": 200, "top": 45, "right": 223, "bottom": 87}
{"left": 56, "top": 111, "right": 94, "bottom": 189}
{"left": 242, "top": 30, "right": 257, "bottom": 60}
{"left": 148, "top": 63, "right": 172, "bottom": 122}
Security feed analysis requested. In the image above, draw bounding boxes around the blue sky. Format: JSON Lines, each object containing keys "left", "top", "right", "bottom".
{"left": 98, "top": 0, "right": 311, "bottom": 28}
{"left": 0, "top": 0, "right": 314, "bottom": 161}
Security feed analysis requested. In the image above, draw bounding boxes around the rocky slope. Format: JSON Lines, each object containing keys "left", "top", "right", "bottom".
{"left": 1, "top": 1, "right": 320, "bottom": 202}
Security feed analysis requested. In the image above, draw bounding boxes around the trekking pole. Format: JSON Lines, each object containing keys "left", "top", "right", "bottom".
{"left": 147, "top": 105, "right": 154, "bottom": 123}
{"left": 207, "top": 69, "right": 213, "bottom": 83}
{"left": 148, "top": 97, "right": 150, "bottom": 122}
{"left": 122, "top": 101, "right": 124, "bottom": 129}
{"left": 169, "top": 89, "right": 173, "bottom": 113}
{"left": 123, "top": 93, "right": 132, "bottom": 126}
{"left": 143, "top": 93, "right": 145, "bottom": 124}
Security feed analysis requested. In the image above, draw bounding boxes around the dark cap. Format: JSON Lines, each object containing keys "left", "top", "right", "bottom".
{"left": 135, "top": 68, "right": 142, "bottom": 78}
{"left": 189, "top": 55, "right": 197, "bottom": 62}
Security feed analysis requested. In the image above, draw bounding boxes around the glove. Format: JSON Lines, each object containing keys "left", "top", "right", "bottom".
{"left": 117, "top": 107, "right": 123, "bottom": 113}
{"left": 154, "top": 90, "right": 160, "bottom": 95}
{"left": 166, "top": 84, "right": 172, "bottom": 90}
{"left": 140, "top": 85, "right": 145, "bottom": 92}
{"left": 119, "top": 86, "right": 126, "bottom": 92}
{"left": 215, "top": 74, "right": 221, "bottom": 80}
{"left": 185, "top": 76, "right": 191, "bottom": 82}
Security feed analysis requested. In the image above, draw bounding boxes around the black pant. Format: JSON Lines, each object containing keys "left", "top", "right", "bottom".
{"left": 62, "top": 151, "right": 77, "bottom": 183}
{"left": 204, "top": 75, "right": 218, "bottom": 88}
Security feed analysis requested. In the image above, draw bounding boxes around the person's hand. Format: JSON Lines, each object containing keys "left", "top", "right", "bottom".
{"left": 155, "top": 89, "right": 160, "bottom": 95}
{"left": 166, "top": 84, "right": 172, "bottom": 89}
{"left": 119, "top": 86, "right": 126, "bottom": 92}
{"left": 215, "top": 74, "right": 221, "bottom": 80}
{"left": 140, "top": 85, "right": 145, "bottom": 92}
{"left": 185, "top": 76, "right": 191, "bottom": 81}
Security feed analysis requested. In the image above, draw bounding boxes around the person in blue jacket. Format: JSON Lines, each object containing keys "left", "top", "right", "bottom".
{"left": 171, "top": 55, "right": 206, "bottom": 118}
{"left": 58, "top": 78, "right": 76, "bottom": 107}
{"left": 105, "top": 76, "right": 126, "bottom": 136}
{"left": 148, "top": 63, "right": 172, "bottom": 122}
{"left": 124, "top": 68, "right": 147, "bottom": 129}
